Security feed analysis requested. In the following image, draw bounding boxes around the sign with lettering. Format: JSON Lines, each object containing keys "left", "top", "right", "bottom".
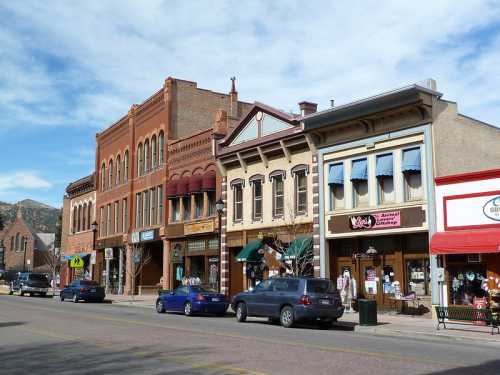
{"left": 349, "top": 211, "right": 401, "bottom": 230}
{"left": 131, "top": 231, "right": 140, "bottom": 244}
{"left": 483, "top": 195, "right": 500, "bottom": 222}
{"left": 184, "top": 220, "right": 214, "bottom": 235}
{"left": 445, "top": 191, "right": 500, "bottom": 229}
{"left": 140, "top": 230, "right": 155, "bottom": 242}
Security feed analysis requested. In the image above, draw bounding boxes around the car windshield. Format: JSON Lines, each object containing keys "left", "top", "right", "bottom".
{"left": 29, "top": 274, "right": 48, "bottom": 282}
{"left": 190, "top": 285, "right": 216, "bottom": 293}
{"left": 306, "top": 279, "right": 335, "bottom": 294}
{"left": 79, "top": 281, "right": 99, "bottom": 286}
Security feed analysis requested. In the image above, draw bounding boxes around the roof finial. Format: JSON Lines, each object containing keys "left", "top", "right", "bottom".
{"left": 230, "top": 77, "right": 236, "bottom": 94}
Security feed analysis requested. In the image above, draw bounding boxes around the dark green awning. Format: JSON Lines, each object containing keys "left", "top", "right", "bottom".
{"left": 284, "top": 236, "right": 313, "bottom": 260}
{"left": 235, "top": 240, "right": 263, "bottom": 262}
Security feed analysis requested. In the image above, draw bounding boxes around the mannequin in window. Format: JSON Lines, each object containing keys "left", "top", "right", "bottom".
{"left": 337, "top": 267, "right": 357, "bottom": 313}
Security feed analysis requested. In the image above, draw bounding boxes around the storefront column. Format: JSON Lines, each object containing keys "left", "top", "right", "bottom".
{"left": 220, "top": 176, "right": 229, "bottom": 295}
{"left": 162, "top": 238, "right": 170, "bottom": 290}
{"left": 118, "top": 247, "right": 124, "bottom": 295}
{"left": 124, "top": 244, "right": 133, "bottom": 295}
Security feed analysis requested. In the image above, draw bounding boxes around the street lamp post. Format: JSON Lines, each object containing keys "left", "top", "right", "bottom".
{"left": 23, "top": 239, "right": 28, "bottom": 272}
{"left": 91, "top": 221, "right": 98, "bottom": 281}
{"left": 215, "top": 198, "right": 224, "bottom": 293}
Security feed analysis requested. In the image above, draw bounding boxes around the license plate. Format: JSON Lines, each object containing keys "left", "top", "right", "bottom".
{"left": 212, "top": 298, "right": 220, "bottom": 302}
{"left": 91, "top": 288, "right": 96, "bottom": 292}
{"left": 320, "top": 299, "right": 330, "bottom": 305}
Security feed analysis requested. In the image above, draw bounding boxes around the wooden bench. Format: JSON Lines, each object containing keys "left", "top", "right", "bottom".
{"left": 435, "top": 306, "right": 500, "bottom": 335}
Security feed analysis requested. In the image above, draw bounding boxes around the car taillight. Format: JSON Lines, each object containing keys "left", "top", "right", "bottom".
{"left": 195, "top": 293, "right": 206, "bottom": 301}
{"left": 80, "top": 287, "right": 90, "bottom": 292}
{"left": 299, "top": 295, "right": 312, "bottom": 305}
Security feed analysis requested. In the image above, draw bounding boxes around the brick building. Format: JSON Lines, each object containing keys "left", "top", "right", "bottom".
{"left": 60, "top": 173, "right": 96, "bottom": 287}
{"left": 95, "top": 77, "right": 251, "bottom": 294}
{"left": 0, "top": 207, "right": 55, "bottom": 272}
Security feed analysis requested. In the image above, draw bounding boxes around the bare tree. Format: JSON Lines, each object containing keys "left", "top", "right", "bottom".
{"left": 39, "top": 247, "right": 60, "bottom": 295}
{"left": 125, "top": 243, "right": 152, "bottom": 300}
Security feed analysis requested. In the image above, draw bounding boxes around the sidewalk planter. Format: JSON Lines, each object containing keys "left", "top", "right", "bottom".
{"left": 359, "top": 299, "right": 377, "bottom": 326}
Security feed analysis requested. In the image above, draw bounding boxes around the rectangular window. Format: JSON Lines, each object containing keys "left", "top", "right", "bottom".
{"left": 295, "top": 170, "right": 307, "bottom": 215}
{"left": 378, "top": 176, "right": 395, "bottom": 204}
{"left": 194, "top": 194, "right": 203, "bottom": 218}
{"left": 100, "top": 206, "right": 105, "bottom": 237}
{"left": 402, "top": 147, "right": 423, "bottom": 201}
{"left": 353, "top": 180, "right": 369, "bottom": 208}
{"left": 233, "top": 184, "right": 243, "bottom": 222}
{"left": 157, "top": 185, "right": 163, "bottom": 224}
{"left": 135, "top": 193, "right": 141, "bottom": 228}
{"left": 183, "top": 196, "right": 191, "bottom": 221}
{"left": 252, "top": 180, "right": 262, "bottom": 221}
{"left": 272, "top": 176, "right": 284, "bottom": 217}
{"left": 330, "top": 185, "right": 344, "bottom": 210}
{"left": 122, "top": 198, "right": 127, "bottom": 232}
{"left": 207, "top": 191, "right": 216, "bottom": 217}
{"left": 142, "top": 191, "right": 148, "bottom": 227}
{"left": 149, "top": 189, "right": 155, "bottom": 225}
{"left": 106, "top": 204, "right": 111, "bottom": 236}
{"left": 171, "top": 198, "right": 179, "bottom": 222}
{"left": 114, "top": 201, "right": 119, "bottom": 234}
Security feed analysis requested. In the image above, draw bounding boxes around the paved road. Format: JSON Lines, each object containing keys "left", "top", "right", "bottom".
{"left": 1, "top": 295, "right": 499, "bottom": 375}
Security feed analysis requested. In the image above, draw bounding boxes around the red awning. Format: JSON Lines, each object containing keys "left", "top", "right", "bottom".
{"left": 188, "top": 174, "right": 202, "bottom": 193}
{"left": 166, "top": 180, "right": 178, "bottom": 198}
{"left": 430, "top": 228, "right": 500, "bottom": 255}
{"left": 201, "top": 171, "right": 216, "bottom": 191}
{"left": 177, "top": 178, "right": 189, "bottom": 196}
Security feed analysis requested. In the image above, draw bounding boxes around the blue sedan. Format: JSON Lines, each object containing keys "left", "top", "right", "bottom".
{"left": 156, "top": 285, "right": 229, "bottom": 316}
{"left": 60, "top": 280, "right": 105, "bottom": 303}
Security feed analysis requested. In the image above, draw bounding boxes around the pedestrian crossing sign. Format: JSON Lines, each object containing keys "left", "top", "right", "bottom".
{"left": 70, "top": 255, "right": 84, "bottom": 269}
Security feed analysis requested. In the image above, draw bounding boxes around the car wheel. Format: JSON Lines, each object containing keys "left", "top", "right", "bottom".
{"left": 236, "top": 302, "right": 247, "bottom": 323}
{"left": 184, "top": 302, "right": 192, "bottom": 316}
{"left": 156, "top": 299, "right": 165, "bottom": 313}
{"left": 280, "top": 306, "right": 295, "bottom": 328}
{"left": 318, "top": 320, "right": 333, "bottom": 330}
{"left": 20, "top": 291, "right": 24, "bottom": 296}
{"left": 72, "top": 294, "right": 79, "bottom": 303}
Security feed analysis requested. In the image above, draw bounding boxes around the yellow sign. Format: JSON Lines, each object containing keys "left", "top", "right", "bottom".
{"left": 184, "top": 220, "right": 214, "bottom": 235}
{"left": 70, "top": 255, "right": 84, "bottom": 269}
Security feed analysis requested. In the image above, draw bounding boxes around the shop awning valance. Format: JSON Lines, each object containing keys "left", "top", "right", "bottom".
{"left": 376, "top": 153, "right": 393, "bottom": 177}
{"left": 235, "top": 240, "right": 263, "bottom": 262}
{"left": 351, "top": 159, "right": 368, "bottom": 181}
{"left": 188, "top": 175, "right": 203, "bottom": 193}
{"left": 284, "top": 236, "right": 313, "bottom": 260}
{"left": 166, "top": 180, "right": 178, "bottom": 198}
{"left": 177, "top": 178, "right": 189, "bottom": 196}
{"left": 430, "top": 228, "right": 500, "bottom": 255}
{"left": 328, "top": 163, "right": 344, "bottom": 185}
{"left": 201, "top": 171, "right": 216, "bottom": 191}
{"left": 402, "top": 148, "right": 421, "bottom": 172}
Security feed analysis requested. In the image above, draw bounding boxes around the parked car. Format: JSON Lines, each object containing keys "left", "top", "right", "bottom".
{"left": 156, "top": 285, "right": 229, "bottom": 316}
{"left": 231, "top": 277, "right": 344, "bottom": 329}
{"left": 9, "top": 272, "right": 50, "bottom": 297}
{"left": 60, "top": 280, "right": 105, "bottom": 303}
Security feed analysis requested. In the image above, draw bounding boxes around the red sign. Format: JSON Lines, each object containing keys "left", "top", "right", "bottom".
{"left": 349, "top": 211, "right": 401, "bottom": 230}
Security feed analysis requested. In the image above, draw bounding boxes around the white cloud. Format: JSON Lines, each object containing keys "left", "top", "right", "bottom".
{"left": 0, "top": 171, "right": 52, "bottom": 191}
{"left": 0, "top": 0, "right": 500, "bottom": 133}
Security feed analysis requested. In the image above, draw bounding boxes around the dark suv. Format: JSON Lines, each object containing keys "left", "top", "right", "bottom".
{"left": 9, "top": 272, "right": 50, "bottom": 297}
{"left": 231, "top": 277, "right": 344, "bottom": 329}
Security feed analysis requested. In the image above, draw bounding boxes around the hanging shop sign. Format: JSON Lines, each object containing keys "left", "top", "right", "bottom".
{"left": 184, "top": 220, "right": 214, "bottom": 235}
{"left": 140, "top": 229, "right": 156, "bottom": 242}
{"left": 104, "top": 248, "right": 114, "bottom": 260}
{"left": 131, "top": 231, "right": 140, "bottom": 244}
{"left": 348, "top": 211, "right": 401, "bottom": 230}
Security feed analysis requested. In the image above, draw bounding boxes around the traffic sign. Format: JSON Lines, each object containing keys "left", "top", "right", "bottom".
{"left": 70, "top": 255, "right": 84, "bottom": 269}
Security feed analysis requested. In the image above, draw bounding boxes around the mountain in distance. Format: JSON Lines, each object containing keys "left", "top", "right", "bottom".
{"left": 0, "top": 199, "right": 61, "bottom": 233}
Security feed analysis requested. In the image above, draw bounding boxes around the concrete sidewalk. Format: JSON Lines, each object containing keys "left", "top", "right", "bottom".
{"left": 106, "top": 293, "right": 158, "bottom": 308}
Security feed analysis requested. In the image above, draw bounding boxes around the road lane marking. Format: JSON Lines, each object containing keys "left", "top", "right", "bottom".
{"left": 0, "top": 297, "right": 465, "bottom": 369}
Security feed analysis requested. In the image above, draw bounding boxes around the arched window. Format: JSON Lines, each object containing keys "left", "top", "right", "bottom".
{"left": 21, "top": 236, "right": 25, "bottom": 252}
{"left": 15, "top": 233, "right": 20, "bottom": 251}
{"left": 77, "top": 205, "right": 82, "bottom": 232}
{"left": 82, "top": 203, "right": 87, "bottom": 231}
{"left": 10, "top": 236, "right": 14, "bottom": 251}
{"left": 124, "top": 150, "right": 129, "bottom": 182}
{"left": 151, "top": 135, "right": 157, "bottom": 169}
{"left": 144, "top": 139, "right": 150, "bottom": 173}
{"left": 137, "top": 143, "right": 143, "bottom": 176}
{"left": 108, "top": 159, "right": 113, "bottom": 189}
{"left": 159, "top": 131, "right": 165, "bottom": 165}
{"left": 87, "top": 201, "right": 92, "bottom": 230}
{"left": 101, "top": 163, "right": 106, "bottom": 191}
{"left": 116, "top": 155, "right": 121, "bottom": 185}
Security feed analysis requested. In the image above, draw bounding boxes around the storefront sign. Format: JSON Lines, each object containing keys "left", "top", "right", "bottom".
{"left": 184, "top": 220, "right": 214, "bottom": 235}
{"left": 96, "top": 235, "right": 123, "bottom": 250}
{"left": 349, "top": 211, "right": 401, "bottom": 230}
{"left": 104, "top": 248, "right": 114, "bottom": 260}
{"left": 483, "top": 195, "right": 500, "bottom": 222}
{"left": 140, "top": 230, "right": 155, "bottom": 242}
{"left": 131, "top": 231, "right": 140, "bottom": 244}
{"left": 445, "top": 191, "right": 500, "bottom": 229}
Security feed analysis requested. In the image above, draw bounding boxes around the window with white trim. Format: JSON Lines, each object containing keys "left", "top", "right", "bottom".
{"left": 233, "top": 182, "right": 243, "bottom": 222}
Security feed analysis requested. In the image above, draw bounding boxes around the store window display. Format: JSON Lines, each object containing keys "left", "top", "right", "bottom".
{"left": 406, "top": 259, "right": 430, "bottom": 296}
{"left": 337, "top": 267, "right": 357, "bottom": 313}
{"left": 449, "top": 266, "right": 487, "bottom": 305}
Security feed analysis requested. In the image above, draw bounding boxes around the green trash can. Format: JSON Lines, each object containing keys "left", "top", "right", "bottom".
{"left": 358, "top": 299, "right": 377, "bottom": 326}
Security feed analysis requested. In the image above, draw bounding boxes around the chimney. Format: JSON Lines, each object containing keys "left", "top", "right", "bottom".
{"left": 213, "top": 109, "right": 228, "bottom": 136}
{"left": 229, "top": 77, "right": 239, "bottom": 118}
{"left": 330, "top": 99, "right": 335, "bottom": 107}
{"left": 298, "top": 101, "right": 318, "bottom": 116}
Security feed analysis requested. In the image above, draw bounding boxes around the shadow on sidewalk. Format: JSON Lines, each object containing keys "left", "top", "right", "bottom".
{"left": 423, "top": 359, "right": 500, "bottom": 375}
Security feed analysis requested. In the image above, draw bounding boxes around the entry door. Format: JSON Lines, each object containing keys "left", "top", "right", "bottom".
{"left": 359, "top": 260, "right": 381, "bottom": 305}
{"left": 229, "top": 248, "right": 243, "bottom": 298}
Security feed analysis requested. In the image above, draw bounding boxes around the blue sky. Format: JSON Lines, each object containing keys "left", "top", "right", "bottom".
{"left": 1, "top": 1, "right": 500, "bottom": 208}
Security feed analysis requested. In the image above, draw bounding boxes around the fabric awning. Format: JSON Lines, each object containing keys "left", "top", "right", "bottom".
{"left": 188, "top": 175, "right": 202, "bottom": 193}
{"left": 430, "top": 228, "right": 500, "bottom": 255}
{"left": 284, "top": 236, "right": 313, "bottom": 260}
{"left": 328, "top": 163, "right": 344, "bottom": 185}
{"left": 351, "top": 159, "right": 368, "bottom": 181}
{"left": 166, "top": 180, "right": 178, "bottom": 198}
{"left": 376, "top": 153, "right": 393, "bottom": 177}
{"left": 201, "top": 171, "right": 216, "bottom": 191}
{"left": 235, "top": 240, "right": 263, "bottom": 262}
{"left": 177, "top": 178, "right": 189, "bottom": 196}
{"left": 402, "top": 148, "right": 421, "bottom": 172}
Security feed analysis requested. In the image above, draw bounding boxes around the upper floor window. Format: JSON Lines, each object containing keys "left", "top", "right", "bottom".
{"left": 292, "top": 165, "right": 308, "bottom": 215}
{"left": 351, "top": 158, "right": 368, "bottom": 208}
{"left": 149, "top": 188, "right": 155, "bottom": 225}
{"left": 151, "top": 135, "right": 157, "bottom": 169}
{"left": 402, "top": 147, "right": 422, "bottom": 201}
{"left": 157, "top": 185, "right": 163, "bottom": 224}
{"left": 183, "top": 196, "right": 191, "bottom": 221}
{"left": 328, "top": 163, "right": 344, "bottom": 210}
{"left": 82, "top": 203, "right": 87, "bottom": 231}
{"left": 116, "top": 155, "right": 121, "bottom": 185}
{"left": 171, "top": 198, "right": 180, "bottom": 222}
{"left": 106, "top": 204, "right": 111, "bottom": 235}
{"left": 137, "top": 143, "right": 143, "bottom": 176}
{"left": 122, "top": 198, "right": 127, "bottom": 232}
{"left": 114, "top": 201, "right": 119, "bottom": 234}
{"left": 194, "top": 193, "right": 203, "bottom": 219}
{"left": 87, "top": 201, "right": 92, "bottom": 230}
{"left": 124, "top": 150, "right": 129, "bottom": 182}
{"left": 159, "top": 131, "right": 165, "bottom": 165}
{"left": 270, "top": 170, "right": 285, "bottom": 218}
{"left": 108, "top": 159, "right": 113, "bottom": 189}
{"left": 142, "top": 191, "right": 148, "bottom": 227}
{"left": 207, "top": 190, "right": 216, "bottom": 217}
{"left": 251, "top": 177, "right": 263, "bottom": 221}
{"left": 15, "top": 233, "right": 20, "bottom": 251}
{"left": 100, "top": 206, "right": 105, "bottom": 237}
{"left": 72, "top": 207, "right": 77, "bottom": 234}
{"left": 10, "top": 236, "right": 14, "bottom": 251}
{"left": 231, "top": 179, "right": 244, "bottom": 222}
{"left": 135, "top": 193, "right": 142, "bottom": 228}
{"left": 100, "top": 163, "right": 106, "bottom": 191}
{"left": 376, "top": 153, "right": 394, "bottom": 204}
{"left": 144, "top": 139, "right": 150, "bottom": 173}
